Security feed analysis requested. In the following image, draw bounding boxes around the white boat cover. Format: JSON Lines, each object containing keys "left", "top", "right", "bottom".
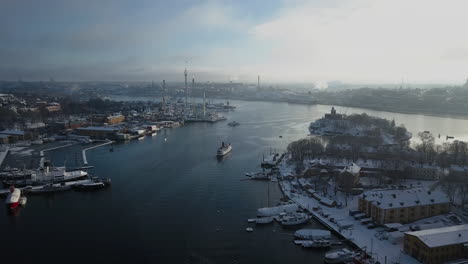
{"left": 294, "top": 229, "right": 331, "bottom": 240}
{"left": 5, "top": 188, "right": 20, "bottom": 204}
{"left": 257, "top": 204, "right": 299, "bottom": 217}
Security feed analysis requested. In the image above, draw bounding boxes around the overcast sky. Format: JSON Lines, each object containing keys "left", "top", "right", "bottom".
{"left": 1, "top": 0, "right": 467, "bottom": 84}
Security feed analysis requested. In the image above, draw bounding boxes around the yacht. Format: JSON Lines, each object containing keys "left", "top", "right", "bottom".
{"left": 280, "top": 213, "right": 310, "bottom": 226}
{"left": 324, "top": 248, "right": 357, "bottom": 263}
{"left": 217, "top": 142, "right": 232, "bottom": 156}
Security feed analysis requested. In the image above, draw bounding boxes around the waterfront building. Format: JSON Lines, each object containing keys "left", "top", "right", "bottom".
{"left": 105, "top": 114, "right": 125, "bottom": 125}
{"left": 403, "top": 224, "right": 468, "bottom": 264}
{"left": 75, "top": 126, "right": 119, "bottom": 140}
{"left": 0, "top": 130, "right": 31, "bottom": 141}
{"left": 405, "top": 163, "right": 441, "bottom": 180}
{"left": 358, "top": 188, "right": 450, "bottom": 224}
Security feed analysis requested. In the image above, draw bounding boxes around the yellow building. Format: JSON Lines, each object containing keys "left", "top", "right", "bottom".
{"left": 404, "top": 224, "right": 468, "bottom": 264}
{"left": 358, "top": 188, "right": 450, "bottom": 224}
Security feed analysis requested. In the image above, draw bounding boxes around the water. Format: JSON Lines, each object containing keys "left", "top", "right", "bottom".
{"left": 2, "top": 100, "right": 468, "bottom": 263}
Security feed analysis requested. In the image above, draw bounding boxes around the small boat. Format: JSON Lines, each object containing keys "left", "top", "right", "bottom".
{"left": 324, "top": 248, "right": 358, "bottom": 264}
{"left": 74, "top": 177, "right": 111, "bottom": 191}
{"left": 217, "top": 142, "right": 232, "bottom": 156}
{"left": 300, "top": 239, "right": 331, "bottom": 249}
{"left": 29, "top": 182, "right": 72, "bottom": 194}
{"left": 246, "top": 172, "right": 269, "bottom": 181}
{"left": 280, "top": 213, "right": 310, "bottom": 226}
{"left": 246, "top": 227, "right": 253, "bottom": 232}
{"left": 255, "top": 216, "right": 274, "bottom": 224}
{"left": 74, "top": 182, "right": 105, "bottom": 191}
{"left": 294, "top": 229, "right": 331, "bottom": 240}
{"left": 151, "top": 131, "right": 157, "bottom": 136}
{"left": 228, "top": 121, "right": 240, "bottom": 126}
{"left": 138, "top": 135, "right": 145, "bottom": 140}
{"left": 5, "top": 187, "right": 21, "bottom": 209}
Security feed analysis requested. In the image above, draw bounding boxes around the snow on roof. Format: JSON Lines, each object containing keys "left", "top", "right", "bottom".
{"left": 76, "top": 126, "right": 117, "bottom": 132}
{"left": 450, "top": 165, "right": 468, "bottom": 172}
{"left": 341, "top": 163, "right": 361, "bottom": 175}
{"left": 406, "top": 224, "right": 468, "bottom": 248}
{"left": 361, "top": 188, "right": 450, "bottom": 209}
{"left": 0, "top": 130, "right": 25, "bottom": 136}
{"left": 384, "top": 223, "right": 403, "bottom": 229}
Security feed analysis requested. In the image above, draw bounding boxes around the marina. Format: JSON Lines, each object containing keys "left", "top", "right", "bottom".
{"left": 2, "top": 100, "right": 468, "bottom": 263}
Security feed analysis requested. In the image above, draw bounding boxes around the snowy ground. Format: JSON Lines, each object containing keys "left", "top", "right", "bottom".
{"left": 276, "top": 160, "right": 449, "bottom": 264}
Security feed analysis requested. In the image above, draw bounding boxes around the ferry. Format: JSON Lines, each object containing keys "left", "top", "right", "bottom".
{"left": 217, "top": 142, "right": 232, "bottom": 156}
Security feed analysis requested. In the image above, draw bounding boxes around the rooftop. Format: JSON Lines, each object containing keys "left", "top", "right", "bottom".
{"left": 76, "top": 126, "right": 117, "bottom": 132}
{"left": 0, "top": 130, "right": 25, "bottom": 136}
{"left": 362, "top": 188, "right": 450, "bottom": 209}
{"left": 406, "top": 224, "right": 468, "bottom": 248}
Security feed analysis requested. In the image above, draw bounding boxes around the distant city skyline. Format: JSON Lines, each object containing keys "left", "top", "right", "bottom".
{"left": 1, "top": 0, "right": 468, "bottom": 84}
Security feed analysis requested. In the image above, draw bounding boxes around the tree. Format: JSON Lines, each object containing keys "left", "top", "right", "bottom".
{"left": 414, "top": 131, "right": 436, "bottom": 161}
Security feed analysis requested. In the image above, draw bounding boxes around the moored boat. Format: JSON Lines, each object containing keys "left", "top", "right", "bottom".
{"left": 324, "top": 248, "right": 358, "bottom": 264}
{"left": 5, "top": 187, "right": 21, "bottom": 209}
{"left": 296, "top": 239, "right": 331, "bottom": 249}
{"left": 228, "top": 121, "right": 240, "bottom": 126}
{"left": 294, "top": 229, "right": 331, "bottom": 240}
{"left": 255, "top": 216, "right": 274, "bottom": 224}
{"left": 280, "top": 213, "right": 310, "bottom": 226}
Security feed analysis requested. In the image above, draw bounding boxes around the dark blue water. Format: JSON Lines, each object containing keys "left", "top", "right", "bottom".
{"left": 2, "top": 100, "right": 467, "bottom": 263}
{"left": 1, "top": 101, "right": 330, "bottom": 264}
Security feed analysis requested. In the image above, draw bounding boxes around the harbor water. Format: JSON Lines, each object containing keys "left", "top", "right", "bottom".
{"left": 2, "top": 100, "right": 468, "bottom": 263}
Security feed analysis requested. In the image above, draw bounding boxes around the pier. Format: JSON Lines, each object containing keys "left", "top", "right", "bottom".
{"left": 82, "top": 140, "right": 114, "bottom": 165}
{"left": 278, "top": 179, "right": 417, "bottom": 264}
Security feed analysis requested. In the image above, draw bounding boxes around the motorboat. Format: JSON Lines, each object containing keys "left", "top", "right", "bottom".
{"left": 280, "top": 213, "right": 310, "bottom": 226}
{"left": 324, "top": 248, "right": 357, "bottom": 263}
{"left": 297, "top": 239, "right": 331, "bottom": 249}
{"left": 255, "top": 216, "right": 274, "bottom": 224}
{"left": 245, "top": 171, "right": 269, "bottom": 181}
{"left": 217, "top": 142, "right": 232, "bottom": 156}
{"left": 28, "top": 182, "right": 72, "bottom": 194}
{"left": 73, "top": 177, "right": 111, "bottom": 191}
{"left": 294, "top": 229, "right": 331, "bottom": 240}
{"left": 228, "top": 121, "right": 240, "bottom": 126}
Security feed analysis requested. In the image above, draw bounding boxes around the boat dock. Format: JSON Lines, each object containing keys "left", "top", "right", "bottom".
{"left": 278, "top": 179, "right": 417, "bottom": 264}
{"left": 82, "top": 140, "right": 114, "bottom": 165}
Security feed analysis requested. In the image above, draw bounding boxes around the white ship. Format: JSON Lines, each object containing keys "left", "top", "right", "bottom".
{"left": 3, "top": 166, "right": 88, "bottom": 187}
{"left": 216, "top": 142, "right": 232, "bottom": 156}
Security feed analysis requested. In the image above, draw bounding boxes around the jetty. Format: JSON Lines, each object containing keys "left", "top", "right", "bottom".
{"left": 82, "top": 140, "right": 114, "bottom": 165}
{"left": 278, "top": 177, "right": 418, "bottom": 264}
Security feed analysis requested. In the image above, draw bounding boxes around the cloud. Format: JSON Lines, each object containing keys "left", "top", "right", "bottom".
{"left": 250, "top": 0, "right": 468, "bottom": 83}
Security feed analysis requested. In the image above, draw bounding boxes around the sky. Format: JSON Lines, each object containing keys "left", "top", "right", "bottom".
{"left": 1, "top": 0, "right": 468, "bottom": 84}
